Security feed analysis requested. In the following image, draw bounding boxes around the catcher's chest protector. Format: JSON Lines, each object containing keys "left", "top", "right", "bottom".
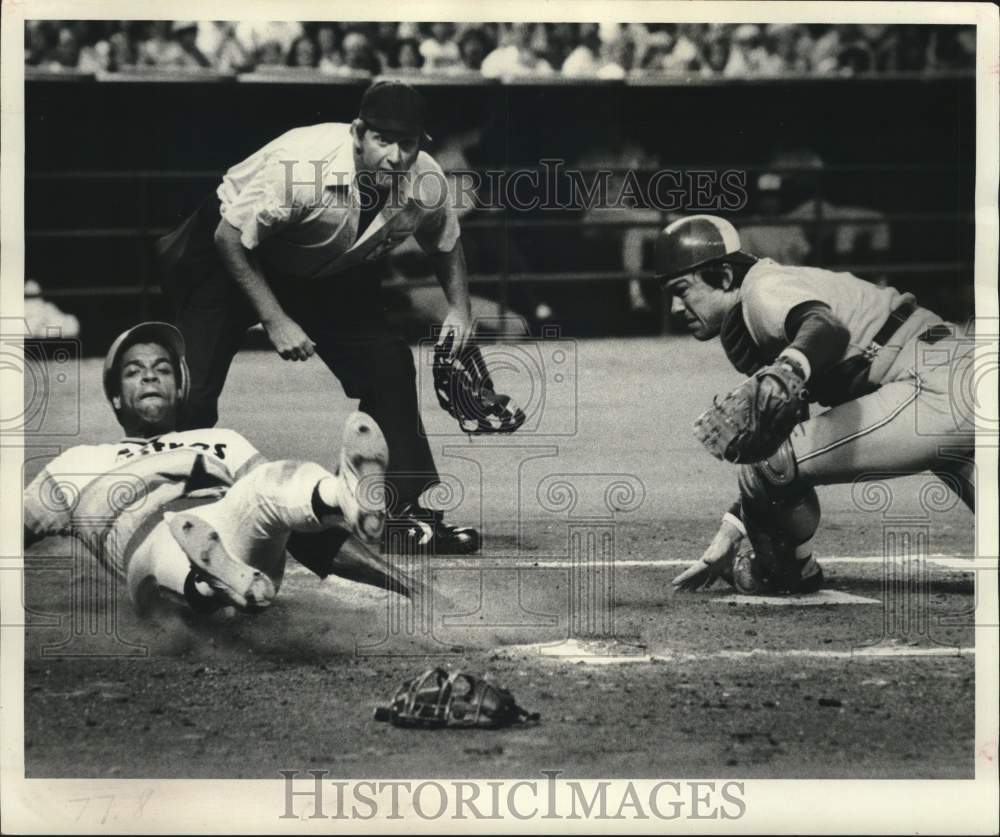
{"left": 721, "top": 303, "right": 768, "bottom": 376}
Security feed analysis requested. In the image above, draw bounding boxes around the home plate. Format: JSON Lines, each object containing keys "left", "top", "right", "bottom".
{"left": 711, "top": 590, "right": 881, "bottom": 606}
{"left": 496, "top": 637, "right": 655, "bottom": 665}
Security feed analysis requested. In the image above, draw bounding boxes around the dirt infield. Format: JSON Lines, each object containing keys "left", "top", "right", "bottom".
{"left": 22, "top": 336, "right": 977, "bottom": 779}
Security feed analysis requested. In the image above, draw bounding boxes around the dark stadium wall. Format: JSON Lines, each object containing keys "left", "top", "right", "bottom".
{"left": 25, "top": 76, "right": 975, "bottom": 352}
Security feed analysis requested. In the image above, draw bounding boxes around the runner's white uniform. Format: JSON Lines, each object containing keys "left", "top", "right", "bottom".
{"left": 23, "top": 429, "right": 338, "bottom": 608}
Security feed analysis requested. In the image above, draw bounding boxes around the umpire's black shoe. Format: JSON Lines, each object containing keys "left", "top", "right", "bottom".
{"left": 384, "top": 503, "right": 480, "bottom": 555}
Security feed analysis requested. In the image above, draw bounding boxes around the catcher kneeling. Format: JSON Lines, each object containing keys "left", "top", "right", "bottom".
{"left": 658, "top": 216, "right": 977, "bottom": 595}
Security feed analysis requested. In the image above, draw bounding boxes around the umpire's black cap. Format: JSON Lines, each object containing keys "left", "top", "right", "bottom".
{"left": 358, "top": 80, "right": 432, "bottom": 143}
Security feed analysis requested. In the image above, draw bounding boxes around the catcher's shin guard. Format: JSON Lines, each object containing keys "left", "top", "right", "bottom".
{"left": 737, "top": 440, "right": 821, "bottom": 590}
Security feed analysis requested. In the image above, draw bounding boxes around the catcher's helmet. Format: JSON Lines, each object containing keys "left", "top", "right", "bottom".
{"left": 654, "top": 215, "right": 754, "bottom": 283}
{"left": 102, "top": 321, "right": 190, "bottom": 410}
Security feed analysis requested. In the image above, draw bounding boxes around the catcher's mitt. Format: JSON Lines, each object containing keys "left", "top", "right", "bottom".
{"left": 373, "top": 668, "right": 540, "bottom": 729}
{"left": 693, "top": 358, "right": 807, "bottom": 464}
{"left": 433, "top": 334, "right": 526, "bottom": 434}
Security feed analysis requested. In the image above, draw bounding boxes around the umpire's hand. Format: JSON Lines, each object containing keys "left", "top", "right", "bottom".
{"left": 437, "top": 306, "right": 472, "bottom": 361}
{"left": 263, "top": 314, "right": 316, "bottom": 361}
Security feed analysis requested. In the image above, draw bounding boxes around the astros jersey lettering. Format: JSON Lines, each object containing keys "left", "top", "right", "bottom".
{"left": 23, "top": 429, "right": 265, "bottom": 575}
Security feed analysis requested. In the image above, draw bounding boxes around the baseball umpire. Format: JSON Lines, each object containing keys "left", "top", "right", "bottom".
{"left": 658, "top": 215, "right": 977, "bottom": 594}
{"left": 156, "top": 80, "right": 478, "bottom": 553}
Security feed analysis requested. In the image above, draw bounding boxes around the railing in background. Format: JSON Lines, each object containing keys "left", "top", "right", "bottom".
{"left": 24, "top": 166, "right": 974, "bottom": 324}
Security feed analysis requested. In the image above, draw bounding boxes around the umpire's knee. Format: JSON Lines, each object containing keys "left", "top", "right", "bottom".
{"left": 372, "top": 338, "right": 419, "bottom": 392}
{"left": 182, "top": 387, "right": 220, "bottom": 430}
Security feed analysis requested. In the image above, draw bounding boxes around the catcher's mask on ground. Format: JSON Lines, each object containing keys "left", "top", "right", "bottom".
{"left": 373, "top": 667, "right": 540, "bottom": 729}
{"left": 433, "top": 334, "right": 527, "bottom": 434}
{"left": 103, "top": 322, "right": 190, "bottom": 432}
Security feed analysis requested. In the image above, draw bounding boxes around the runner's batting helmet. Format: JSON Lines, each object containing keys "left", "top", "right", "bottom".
{"left": 103, "top": 321, "right": 190, "bottom": 409}
{"left": 654, "top": 215, "right": 755, "bottom": 283}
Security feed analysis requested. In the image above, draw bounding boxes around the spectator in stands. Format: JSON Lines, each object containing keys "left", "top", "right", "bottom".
{"left": 661, "top": 23, "right": 704, "bottom": 74}
{"left": 928, "top": 26, "right": 976, "bottom": 71}
{"left": 25, "top": 21, "right": 56, "bottom": 66}
{"left": 342, "top": 31, "right": 381, "bottom": 74}
{"left": 420, "top": 23, "right": 461, "bottom": 71}
{"left": 174, "top": 22, "right": 212, "bottom": 68}
{"left": 896, "top": 26, "right": 931, "bottom": 72}
{"left": 49, "top": 25, "right": 83, "bottom": 69}
{"left": 739, "top": 168, "right": 812, "bottom": 265}
{"left": 255, "top": 41, "right": 284, "bottom": 68}
{"left": 77, "top": 38, "right": 113, "bottom": 73}
{"left": 637, "top": 30, "right": 675, "bottom": 74}
{"left": 374, "top": 22, "right": 401, "bottom": 69}
{"left": 481, "top": 23, "right": 554, "bottom": 78}
{"left": 197, "top": 22, "right": 254, "bottom": 73}
{"left": 137, "top": 21, "right": 207, "bottom": 69}
{"left": 759, "top": 24, "right": 811, "bottom": 75}
{"left": 287, "top": 34, "right": 320, "bottom": 68}
{"left": 856, "top": 24, "right": 902, "bottom": 73}
{"left": 137, "top": 21, "right": 181, "bottom": 67}
{"left": 315, "top": 25, "right": 344, "bottom": 73}
{"left": 235, "top": 21, "right": 303, "bottom": 59}
{"left": 594, "top": 35, "right": 633, "bottom": 79}
{"left": 836, "top": 25, "right": 878, "bottom": 75}
{"left": 391, "top": 38, "right": 423, "bottom": 72}
{"left": 457, "top": 27, "right": 491, "bottom": 72}
{"left": 561, "top": 24, "right": 601, "bottom": 76}
{"left": 723, "top": 24, "right": 770, "bottom": 77}
{"left": 751, "top": 149, "right": 893, "bottom": 275}
{"left": 108, "top": 25, "right": 139, "bottom": 69}
{"left": 699, "top": 32, "right": 731, "bottom": 77}
{"left": 808, "top": 24, "right": 842, "bottom": 74}
{"left": 543, "top": 22, "right": 581, "bottom": 71}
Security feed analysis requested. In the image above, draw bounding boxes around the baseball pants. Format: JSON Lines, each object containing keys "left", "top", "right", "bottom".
{"left": 126, "top": 460, "right": 334, "bottom": 610}
{"left": 790, "top": 327, "right": 980, "bottom": 511}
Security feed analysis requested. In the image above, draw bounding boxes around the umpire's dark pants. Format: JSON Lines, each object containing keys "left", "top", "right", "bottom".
{"left": 156, "top": 197, "right": 439, "bottom": 512}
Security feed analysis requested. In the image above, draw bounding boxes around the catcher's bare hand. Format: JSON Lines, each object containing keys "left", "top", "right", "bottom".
{"left": 437, "top": 307, "right": 472, "bottom": 361}
{"left": 263, "top": 314, "right": 316, "bottom": 361}
{"left": 672, "top": 516, "right": 744, "bottom": 592}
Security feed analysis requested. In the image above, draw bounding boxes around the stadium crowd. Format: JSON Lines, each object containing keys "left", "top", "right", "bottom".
{"left": 25, "top": 21, "right": 976, "bottom": 78}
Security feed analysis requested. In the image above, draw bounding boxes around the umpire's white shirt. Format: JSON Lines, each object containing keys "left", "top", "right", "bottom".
{"left": 217, "top": 123, "right": 459, "bottom": 282}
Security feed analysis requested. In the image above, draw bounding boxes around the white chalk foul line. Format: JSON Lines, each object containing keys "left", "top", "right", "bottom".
{"left": 703, "top": 646, "right": 974, "bottom": 660}
{"left": 428, "top": 555, "right": 988, "bottom": 572}
{"left": 710, "top": 590, "right": 880, "bottom": 606}
{"left": 495, "top": 639, "right": 975, "bottom": 666}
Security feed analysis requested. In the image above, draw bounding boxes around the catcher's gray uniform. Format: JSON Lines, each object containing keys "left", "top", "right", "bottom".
{"left": 658, "top": 215, "right": 977, "bottom": 593}
{"left": 734, "top": 258, "right": 976, "bottom": 497}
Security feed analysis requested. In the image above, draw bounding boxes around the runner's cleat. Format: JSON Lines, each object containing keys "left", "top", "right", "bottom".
{"left": 166, "top": 512, "right": 275, "bottom": 612}
{"left": 335, "top": 411, "right": 390, "bottom": 544}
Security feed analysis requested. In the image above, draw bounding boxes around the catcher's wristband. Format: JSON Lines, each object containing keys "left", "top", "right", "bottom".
{"left": 778, "top": 348, "right": 811, "bottom": 382}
